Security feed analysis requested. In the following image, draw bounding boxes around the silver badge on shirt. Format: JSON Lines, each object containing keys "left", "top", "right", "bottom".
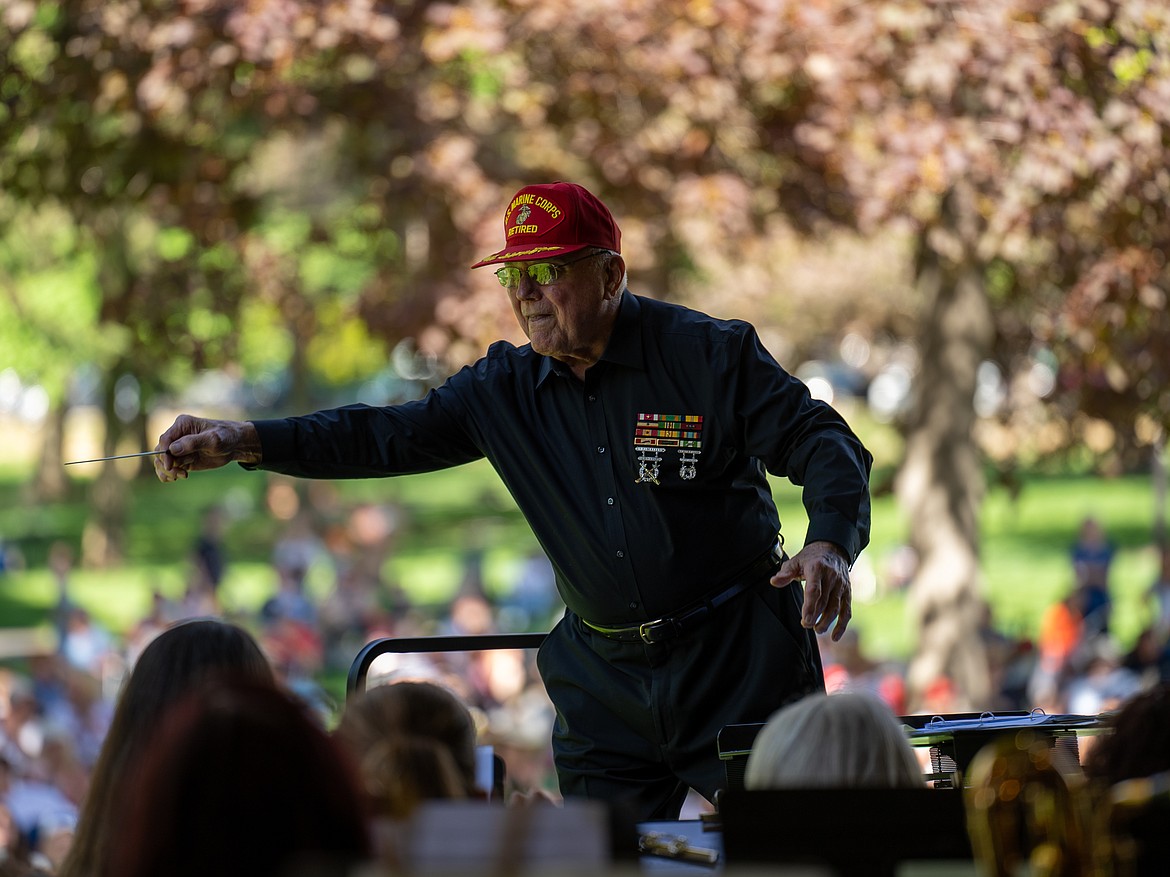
{"left": 633, "top": 413, "right": 704, "bottom": 484}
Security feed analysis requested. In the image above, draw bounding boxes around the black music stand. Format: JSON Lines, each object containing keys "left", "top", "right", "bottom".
{"left": 902, "top": 712, "right": 1106, "bottom": 784}
{"left": 719, "top": 787, "right": 974, "bottom": 876}
{"left": 718, "top": 710, "right": 1105, "bottom": 790}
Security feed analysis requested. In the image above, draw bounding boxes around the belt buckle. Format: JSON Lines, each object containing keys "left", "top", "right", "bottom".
{"left": 638, "top": 618, "right": 671, "bottom": 644}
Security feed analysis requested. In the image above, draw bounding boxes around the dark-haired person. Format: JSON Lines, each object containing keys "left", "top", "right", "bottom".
{"left": 153, "top": 182, "right": 872, "bottom": 821}
{"left": 111, "top": 678, "right": 370, "bottom": 877}
{"left": 1079, "top": 685, "right": 1170, "bottom": 876}
{"left": 58, "top": 619, "right": 275, "bottom": 877}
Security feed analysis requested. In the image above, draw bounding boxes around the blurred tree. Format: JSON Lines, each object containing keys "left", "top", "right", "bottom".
{"left": 1, "top": 0, "right": 518, "bottom": 557}
{"left": 762, "top": 0, "right": 1170, "bottom": 707}
{"left": 0, "top": 199, "right": 113, "bottom": 499}
{"left": 4, "top": 0, "right": 1166, "bottom": 707}
{"left": 413, "top": 0, "right": 919, "bottom": 349}
{"left": 1, "top": 0, "right": 264, "bottom": 562}
{"left": 249, "top": 0, "right": 916, "bottom": 365}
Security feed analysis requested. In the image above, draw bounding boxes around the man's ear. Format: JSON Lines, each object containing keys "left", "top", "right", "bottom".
{"left": 603, "top": 254, "right": 626, "bottom": 300}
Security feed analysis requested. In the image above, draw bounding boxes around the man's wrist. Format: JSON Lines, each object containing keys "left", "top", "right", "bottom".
{"left": 234, "top": 421, "right": 263, "bottom": 465}
{"left": 807, "top": 539, "right": 850, "bottom": 566}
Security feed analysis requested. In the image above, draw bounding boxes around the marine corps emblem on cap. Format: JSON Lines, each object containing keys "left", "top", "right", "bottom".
{"left": 505, "top": 192, "right": 565, "bottom": 241}
{"left": 471, "top": 181, "right": 622, "bottom": 268}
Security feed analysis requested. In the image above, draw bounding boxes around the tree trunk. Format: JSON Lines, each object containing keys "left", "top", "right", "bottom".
{"left": 81, "top": 369, "right": 129, "bottom": 568}
{"left": 898, "top": 188, "right": 994, "bottom": 712}
{"left": 1154, "top": 430, "right": 1167, "bottom": 547}
{"left": 30, "top": 397, "right": 70, "bottom": 502}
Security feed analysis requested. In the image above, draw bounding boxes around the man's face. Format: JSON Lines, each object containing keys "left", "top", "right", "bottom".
{"left": 503, "top": 251, "right": 621, "bottom": 368}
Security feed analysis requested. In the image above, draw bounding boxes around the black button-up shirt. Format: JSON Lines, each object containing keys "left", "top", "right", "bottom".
{"left": 250, "top": 292, "right": 872, "bottom": 625}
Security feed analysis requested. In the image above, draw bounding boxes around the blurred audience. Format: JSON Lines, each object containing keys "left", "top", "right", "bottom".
{"left": 1146, "top": 544, "right": 1170, "bottom": 642}
{"left": 1064, "top": 638, "right": 1142, "bottom": 716}
{"left": 260, "top": 556, "right": 317, "bottom": 628}
{"left": 7, "top": 502, "right": 1170, "bottom": 873}
{"left": 122, "top": 591, "right": 178, "bottom": 665}
{"left": 47, "top": 543, "right": 76, "bottom": 650}
{"left": 818, "top": 628, "right": 908, "bottom": 715}
{"left": 0, "top": 749, "right": 75, "bottom": 874}
{"left": 1030, "top": 589, "right": 1086, "bottom": 713}
{"left": 318, "top": 565, "right": 384, "bottom": 673}
{"left": 190, "top": 505, "right": 228, "bottom": 597}
{"left": 498, "top": 549, "right": 560, "bottom": 633}
{"left": 57, "top": 609, "right": 115, "bottom": 683}
{"left": 1071, "top": 515, "right": 1115, "bottom": 637}
{"left": 745, "top": 692, "right": 924, "bottom": 789}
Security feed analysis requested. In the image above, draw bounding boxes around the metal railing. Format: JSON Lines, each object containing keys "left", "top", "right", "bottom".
{"left": 346, "top": 633, "right": 549, "bottom": 699}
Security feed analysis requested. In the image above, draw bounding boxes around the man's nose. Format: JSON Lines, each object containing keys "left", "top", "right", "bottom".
{"left": 515, "top": 271, "right": 540, "bottom": 299}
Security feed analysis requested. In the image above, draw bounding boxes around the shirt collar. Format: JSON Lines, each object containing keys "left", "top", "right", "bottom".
{"left": 599, "top": 291, "right": 644, "bottom": 371}
{"left": 535, "top": 291, "right": 645, "bottom": 387}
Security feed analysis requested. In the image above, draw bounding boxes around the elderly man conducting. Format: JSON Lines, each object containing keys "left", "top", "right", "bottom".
{"left": 154, "top": 181, "right": 873, "bottom": 821}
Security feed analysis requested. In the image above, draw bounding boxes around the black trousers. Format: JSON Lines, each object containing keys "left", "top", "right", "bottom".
{"left": 537, "top": 577, "right": 824, "bottom": 821}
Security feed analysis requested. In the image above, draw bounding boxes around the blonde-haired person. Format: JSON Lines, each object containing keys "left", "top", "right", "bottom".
{"left": 334, "top": 680, "right": 483, "bottom": 806}
{"left": 745, "top": 692, "right": 924, "bottom": 789}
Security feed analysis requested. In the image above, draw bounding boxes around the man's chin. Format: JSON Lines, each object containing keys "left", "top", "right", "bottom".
{"left": 527, "top": 333, "right": 558, "bottom": 357}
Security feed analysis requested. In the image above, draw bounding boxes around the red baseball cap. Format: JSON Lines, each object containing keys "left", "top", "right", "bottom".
{"left": 471, "top": 181, "right": 621, "bottom": 268}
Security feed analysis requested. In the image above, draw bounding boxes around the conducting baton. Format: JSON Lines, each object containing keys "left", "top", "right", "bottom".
{"left": 64, "top": 450, "right": 165, "bottom": 466}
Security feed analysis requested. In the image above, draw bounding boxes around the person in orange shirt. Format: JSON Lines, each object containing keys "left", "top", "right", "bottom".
{"left": 1030, "top": 591, "right": 1084, "bottom": 711}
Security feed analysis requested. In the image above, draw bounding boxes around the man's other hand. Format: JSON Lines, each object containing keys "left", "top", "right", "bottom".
{"left": 770, "top": 540, "right": 852, "bottom": 641}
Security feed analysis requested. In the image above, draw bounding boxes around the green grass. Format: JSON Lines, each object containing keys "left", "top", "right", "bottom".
{"left": 1, "top": 461, "right": 1164, "bottom": 673}
{"left": 0, "top": 459, "right": 539, "bottom": 627}
{"left": 979, "top": 476, "right": 1161, "bottom": 645}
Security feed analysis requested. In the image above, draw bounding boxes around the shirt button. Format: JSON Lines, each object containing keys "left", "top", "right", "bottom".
{"left": 616, "top": 550, "right": 625, "bottom": 558}
{"left": 629, "top": 602, "right": 638, "bottom": 610}
{"left": 588, "top": 395, "right": 597, "bottom": 402}
{"left": 607, "top": 497, "right": 615, "bottom": 506}
{"left": 597, "top": 446, "right": 606, "bottom": 454}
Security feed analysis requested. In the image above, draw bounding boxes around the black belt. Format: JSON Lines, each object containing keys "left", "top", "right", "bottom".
{"left": 580, "top": 540, "right": 785, "bottom": 645}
